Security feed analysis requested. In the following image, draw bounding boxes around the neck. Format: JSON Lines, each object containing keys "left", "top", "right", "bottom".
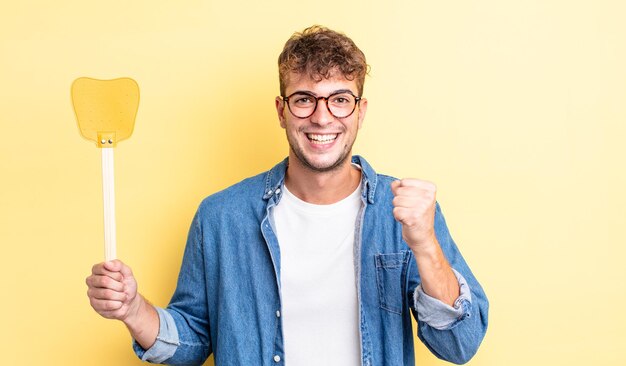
{"left": 284, "top": 155, "right": 361, "bottom": 205}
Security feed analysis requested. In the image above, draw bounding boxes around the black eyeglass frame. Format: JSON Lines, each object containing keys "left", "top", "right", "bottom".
{"left": 281, "top": 91, "right": 362, "bottom": 119}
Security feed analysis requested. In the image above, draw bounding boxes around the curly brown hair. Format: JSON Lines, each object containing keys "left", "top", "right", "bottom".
{"left": 278, "top": 25, "right": 369, "bottom": 97}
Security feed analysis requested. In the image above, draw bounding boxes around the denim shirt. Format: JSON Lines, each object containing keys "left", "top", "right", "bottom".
{"left": 133, "top": 156, "right": 489, "bottom": 365}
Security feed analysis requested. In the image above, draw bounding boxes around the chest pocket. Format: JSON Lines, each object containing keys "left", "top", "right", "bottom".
{"left": 375, "top": 251, "right": 411, "bottom": 315}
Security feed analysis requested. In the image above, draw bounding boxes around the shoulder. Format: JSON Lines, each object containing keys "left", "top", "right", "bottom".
{"left": 196, "top": 171, "right": 267, "bottom": 217}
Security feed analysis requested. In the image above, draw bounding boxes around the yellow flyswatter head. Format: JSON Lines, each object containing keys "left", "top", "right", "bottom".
{"left": 71, "top": 77, "right": 139, "bottom": 147}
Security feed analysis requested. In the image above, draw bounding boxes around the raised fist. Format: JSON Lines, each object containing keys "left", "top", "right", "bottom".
{"left": 391, "top": 178, "right": 437, "bottom": 251}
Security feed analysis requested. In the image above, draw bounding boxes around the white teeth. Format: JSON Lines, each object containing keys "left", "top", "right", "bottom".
{"left": 306, "top": 133, "right": 337, "bottom": 144}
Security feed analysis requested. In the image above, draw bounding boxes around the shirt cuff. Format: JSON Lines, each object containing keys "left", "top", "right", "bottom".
{"left": 413, "top": 268, "right": 472, "bottom": 330}
{"left": 132, "top": 307, "right": 180, "bottom": 363}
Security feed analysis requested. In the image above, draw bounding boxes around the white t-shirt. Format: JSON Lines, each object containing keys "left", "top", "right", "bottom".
{"left": 272, "top": 182, "right": 362, "bottom": 366}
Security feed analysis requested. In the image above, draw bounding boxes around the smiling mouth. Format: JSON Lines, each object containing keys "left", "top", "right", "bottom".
{"left": 306, "top": 133, "right": 338, "bottom": 145}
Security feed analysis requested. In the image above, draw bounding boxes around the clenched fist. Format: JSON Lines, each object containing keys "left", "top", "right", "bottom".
{"left": 85, "top": 260, "right": 141, "bottom": 322}
{"left": 391, "top": 178, "right": 437, "bottom": 252}
{"left": 86, "top": 260, "right": 160, "bottom": 350}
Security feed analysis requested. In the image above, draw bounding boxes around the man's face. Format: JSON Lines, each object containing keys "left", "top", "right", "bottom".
{"left": 275, "top": 71, "right": 368, "bottom": 173}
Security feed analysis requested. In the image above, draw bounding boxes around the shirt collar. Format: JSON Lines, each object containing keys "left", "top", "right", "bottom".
{"left": 263, "top": 155, "right": 377, "bottom": 204}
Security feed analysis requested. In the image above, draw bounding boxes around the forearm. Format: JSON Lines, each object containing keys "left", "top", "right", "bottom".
{"left": 412, "top": 236, "right": 459, "bottom": 306}
{"left": 123, "top": 294, "right": 160, "bottom": 350}
{"left": 411, "top": 240, "right": 486, "bottom": 364}
{"left": 410, "top": 202, "right": 489, "bottom": 364}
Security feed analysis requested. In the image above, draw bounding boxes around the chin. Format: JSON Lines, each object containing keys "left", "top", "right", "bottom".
{"left": 297, "top": 151, "right": 351, "bottom": 173}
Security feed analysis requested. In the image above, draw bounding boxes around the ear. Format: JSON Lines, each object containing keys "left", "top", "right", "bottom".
{"left": 356, "top": 97, "right": 367, "bottom": 130}
{"left": 276, "top": 96, "right": 287, "bottom": 129}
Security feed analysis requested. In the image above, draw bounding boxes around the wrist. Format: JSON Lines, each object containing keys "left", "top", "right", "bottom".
{"left": 408, "top": 233, "right": 438, "bottom": 257}
{"left": 410, "top": 235, "right": 451, "bottom": 274}
{"left": 123, "top": 294, "right": 148, "bottom": 331}
{"left": 123, "top": 295, "right": 160, "bottom": 350}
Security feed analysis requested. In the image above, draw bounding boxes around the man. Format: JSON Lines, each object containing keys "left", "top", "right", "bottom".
{"left": 86, "top": 25, "right": 489, "bottom": 365}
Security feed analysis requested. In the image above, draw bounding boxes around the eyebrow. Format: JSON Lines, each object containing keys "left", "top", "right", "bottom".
{"left": 290, "top": 89, "right": 355, "bottom": 96}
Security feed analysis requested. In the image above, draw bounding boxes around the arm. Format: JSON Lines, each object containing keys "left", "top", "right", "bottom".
{"left": 414, "top": 203, "right": 489, "bottom": 364}
{"left": 392, "top": 179, "right": 489, "bottom": 364}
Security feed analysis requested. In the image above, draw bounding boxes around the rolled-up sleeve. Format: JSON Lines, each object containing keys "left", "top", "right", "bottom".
{"left": 132, "top": 307, "right": 180, "bottom": 363}
{"left": 413, "top": 268, "right": 472, "bottom": 330}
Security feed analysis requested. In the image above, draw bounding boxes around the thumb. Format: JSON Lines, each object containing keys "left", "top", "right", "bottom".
{"left": 103, "top": 259, "right": 122, "bottom": 272}
{"left": 391, "top": 179, "right": 401, "bottom": 194}
{"left": 103, "top": 259, "right": 133, "bottom": 277}
{"left": 118, "top": 261, "right": 134, "bottom": 278}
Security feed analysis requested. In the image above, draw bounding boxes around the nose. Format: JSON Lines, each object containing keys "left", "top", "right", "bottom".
{"left": 310, "top": 97, "right": 334, "bottom": 126}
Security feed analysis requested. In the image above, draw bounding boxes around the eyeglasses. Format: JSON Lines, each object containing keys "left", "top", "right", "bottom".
{"left": 282, "top": 91, "right": 362, "bottom": 119}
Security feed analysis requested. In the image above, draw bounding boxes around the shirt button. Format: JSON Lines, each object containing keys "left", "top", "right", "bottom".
{"left": 274, "top": 355, "right": 281, "bottom": 362}
{"left": 276, "top": 310, "right": 281, "bottom": 317}
{"left": 275, "top": 188, "right": 281, "bottom": 194}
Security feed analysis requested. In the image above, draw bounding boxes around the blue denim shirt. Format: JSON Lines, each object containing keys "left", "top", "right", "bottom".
{"left": 134, "top": 156, "right": 489, "bottom": 365}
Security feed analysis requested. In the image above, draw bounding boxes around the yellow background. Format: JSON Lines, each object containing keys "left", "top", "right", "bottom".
{"left": 1, "top": 1, "right": 625, "bottom": 365}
